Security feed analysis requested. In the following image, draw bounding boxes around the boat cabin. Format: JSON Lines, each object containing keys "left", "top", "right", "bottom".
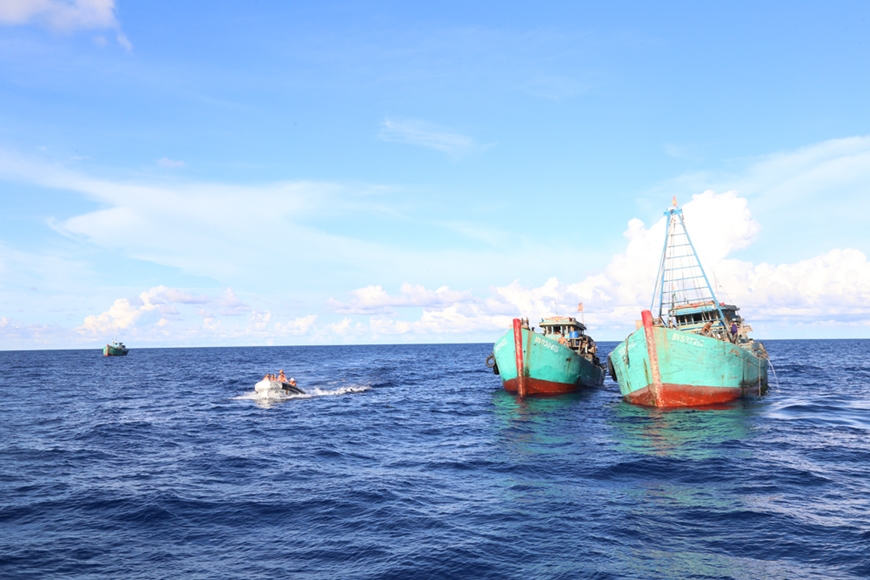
{"left": 540, "top": 316, "right": 586, "bottom": 337}
{"left": 539, "top": 316, "right": 598, "bottom": 359}
{"left": 668, "top": 301, "right": 741, "bottom": 334}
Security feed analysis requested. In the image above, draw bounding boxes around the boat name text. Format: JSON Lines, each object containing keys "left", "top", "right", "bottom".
{"left": 670, "top": 333, "right": 703, "bottom": 347}
{"left": 533, "top": 336, "right": 560, "bottom": 353}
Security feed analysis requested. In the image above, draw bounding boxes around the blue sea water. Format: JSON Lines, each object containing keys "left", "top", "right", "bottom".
{"left": 1, "top": 340, "right": 869, "bottom": 579}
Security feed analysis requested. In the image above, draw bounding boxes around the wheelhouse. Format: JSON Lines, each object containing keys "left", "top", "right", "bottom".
{"left": 539, "top": 316, "right": 599, "bottom": 360}
{"left": 668, "top": 301, "right": 741, "bottom": 332}
{"left": 539, "top": 316, "right": 586, "bottom": 338}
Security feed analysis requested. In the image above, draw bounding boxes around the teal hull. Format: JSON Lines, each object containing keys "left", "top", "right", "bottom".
{"left": 608, "top": 318, "right": 768, "bottom": 407}
{"left": 103, "top": 345, "right": 128, "bottom": 356}
{"left": 492, "top": 327, "right": 605, "bottom": 396}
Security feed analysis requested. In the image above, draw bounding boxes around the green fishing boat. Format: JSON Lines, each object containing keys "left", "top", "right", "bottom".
{"left": 608, "top": 199, "right": 768, "bottom": 407}
{"left": 488, "top": 316, "right": 606, "bottom": 396}
{"left": 103, "top": 340, "right": 128, "bottom": 357}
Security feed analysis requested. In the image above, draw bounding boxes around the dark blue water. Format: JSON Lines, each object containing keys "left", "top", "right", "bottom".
{"left": 2, "top": 341, "right": 869, "bottom": 579}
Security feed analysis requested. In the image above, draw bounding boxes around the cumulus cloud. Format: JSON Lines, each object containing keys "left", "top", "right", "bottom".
{"left": 378, "top": 118, "right": 477, "bottom": 157}
{"left": 0, "top": 0, "right": 131, "bottom": 49}
{"left": 324, "top": 190, "right": 870, "bottom": 339}
{"left": 274, "top": 314, "right": 317, "bottom": 335}
{"left": 9, "top": 190, "right": 870, "bottom": 347}
{"left": 77, "top": 285, "right": 212, "bottom": 334}
{"left": 5, "top": 134, "right": 870, "bottom": 346}
{"left": 657, "top": 136, "right": 870, "bottom": 261}
{"left": 72, "top": 285, "right": 322, "bottom": 345}
{"left": 714, "top": 249, "right": 870, "bottom": 323}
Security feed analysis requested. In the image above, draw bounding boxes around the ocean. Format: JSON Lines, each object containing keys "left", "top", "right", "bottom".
{"left": 1, "top": 341, "right": 868, "bottom": 579}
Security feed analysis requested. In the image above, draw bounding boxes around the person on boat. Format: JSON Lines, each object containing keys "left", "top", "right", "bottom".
{"left": 282, "top": 377, "right": 298, "bottom": 394}
{"left": 262, "top": 374, "right": 270, "bottom": 381}
{"left": 701, "top": 321, "right": 713, "bottom": 336}
{"left": 730, "top": 321, "right": 739, "bottom": 342}
{"left": 556, "top": 332, "right": 567, "bottom": 345}
{"left": 278, "top": 370, "right": 287, "bottom": 383}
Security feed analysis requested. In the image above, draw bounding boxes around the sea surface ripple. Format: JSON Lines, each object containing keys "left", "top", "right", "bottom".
{"left": 1, "top": 340, "right": 869, "bottom": 579}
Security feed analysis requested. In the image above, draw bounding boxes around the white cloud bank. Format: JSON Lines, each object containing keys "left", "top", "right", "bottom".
{"left": 71, "top": 285, "right": 317, "bottom": 346}
{"left": 0, "top": 0, "right": 131, "bottom": 49}
{"left": 77, "top": 285, "right": 209, "bottom": 334}
{"left": 5, "top": 190, "right": 867, "bottom": 348}
{"left": 3, "top": 135, "right": 870, "bottom": 347}
{"left": 328, "top": 283, "right": 475, "bottom": 315}
{"left": 323, "top": 190, "right": 870, "bottom": 340}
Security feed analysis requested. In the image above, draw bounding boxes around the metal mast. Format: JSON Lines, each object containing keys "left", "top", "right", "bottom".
{"left": 651, "top": 199, "right": 726, "bottom": 327}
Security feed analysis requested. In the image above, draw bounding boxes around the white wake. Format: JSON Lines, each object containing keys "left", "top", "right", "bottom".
{"left": 234, "top": 384, "right": 371, "bottom": 403}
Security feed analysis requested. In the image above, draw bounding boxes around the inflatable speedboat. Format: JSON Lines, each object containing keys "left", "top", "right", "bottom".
{"left": 254, "top": 379, "right": 305, "bottom": 397}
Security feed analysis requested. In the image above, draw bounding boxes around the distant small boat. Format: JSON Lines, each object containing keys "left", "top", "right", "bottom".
{"left": 608, "top": 199, "right": 768, "bottom": 407}
{"left": 103, "top": 340, "right": 128, "bottom": 356}
{"left": 255, "top": 379, "right": 305, "bottom": 397}
{"left": 489, "top": 316, "right": 606, "bottom": 396}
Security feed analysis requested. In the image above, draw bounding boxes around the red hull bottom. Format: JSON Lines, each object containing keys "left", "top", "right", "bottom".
{"left": 624, "top": 382, "right": 763, "bottom": 408}
{"left": 503, "top": 377, "right": 580, "bottom": 396}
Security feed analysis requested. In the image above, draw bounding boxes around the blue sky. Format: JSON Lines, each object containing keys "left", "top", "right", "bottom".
{"left": 2, "top": 0, "right": 870, "bottom": 348}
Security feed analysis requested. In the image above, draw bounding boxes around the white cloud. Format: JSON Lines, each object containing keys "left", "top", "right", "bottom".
{"left": 77, "top": 285, "right": 212, "bottom": 335}
{"left": 115, "top": 31, "right": 130, "bottom": 51}
{"left": 274, "top": 314, "right": 317, "bottom": 335}
{"left": 5, "top": 134, "right": 870, "bottom": 346}
{"left": 157, "top": 157, "right": 185, "bottom": 169}
{"left": 321, "top": 190, "right": 870, "bottom": 339}
{"left": 322, "top": 317, "right": 360, "bottom": 337}
{"left": 656, "top": 136, "right": 870, "bottom": 263}
{"left": 68, "top": 285, "right": 323, "bottom": 345}
{"left": 714, "top": 249, "right": 870, "bottom": 323}
{"left": 216, "top": 288, "right": 251, "bottom": 316}
{"left": 328, "top": 282, "right": 474, "bottom": 315}
{"left": 6, "top": 189, "right": 870, "bottom": 346}
{"left": 378, "top": 118, "right": 476, "bottom": 157}
{"left": 0, "top": 0, "right": 131, "bottom": 49}
{"left": 0, "top": 149, "right": 383, "bottom": 283}
{"left": 0, "top": 315, "right": 70, "bottom": 347}
{"left": 2, "top": 148, "right": 522, "bottom": 299}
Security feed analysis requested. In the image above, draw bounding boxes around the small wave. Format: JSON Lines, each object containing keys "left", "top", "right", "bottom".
{"left": 767, "top": 397, "right": 870, "bottom": 430}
